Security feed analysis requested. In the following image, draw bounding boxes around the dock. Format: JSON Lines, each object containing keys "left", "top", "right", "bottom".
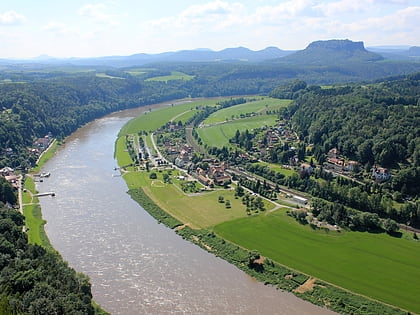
{"left": 34, "top": 192, "right": 55, "bottom": 197}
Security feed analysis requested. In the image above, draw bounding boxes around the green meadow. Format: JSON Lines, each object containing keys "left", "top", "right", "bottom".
{"left": 214, "top": 210, "right": 420, "bottom": 313}
{"left": 198, "top": 115, "right": 278, "bottom": 148}
{"left": 254, "top": 161, "right": 296, "bottom": 177}
{"left": 22, "top": 177, "right": 53, "bottom": 250}
{"left": 119, "top": 99, "right": 223, "bottom": 135}
{"left": 145, "top": 71, "right": 195, "bottom": 82}
{"left": 203, "top": 98, "right": 290, "bottom": 125}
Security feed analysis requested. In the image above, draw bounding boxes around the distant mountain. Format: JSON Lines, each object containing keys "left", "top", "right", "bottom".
{"left": 408, "top": 46, "right": 420, "bottom": 57}
{"left": 277, "top": 39, "right": 384, "bottom": 65}
{"left": 0, "top": 47, "right": 292, "bottom": 68}
{"left": 367, "top": 45, "right": 420, "bottom": 60}
{"left": 79, "top": 46, "right": 292, "bottom": 66}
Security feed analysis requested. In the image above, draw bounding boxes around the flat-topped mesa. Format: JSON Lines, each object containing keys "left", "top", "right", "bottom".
{"left": 306, "top": 39, "right": 366, "bottom": 51}
{"left": 278, "top": 39, "right": 384, "bottom": 65}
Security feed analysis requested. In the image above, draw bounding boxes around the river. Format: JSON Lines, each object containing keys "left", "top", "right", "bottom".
{"left": 37, "top": 103, "right": 335, "bottom": 315}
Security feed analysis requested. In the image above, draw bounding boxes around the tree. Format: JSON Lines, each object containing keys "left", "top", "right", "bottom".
{"left": 225, "top": 200, "right": 231, "bottom": 208}
{"left": 382, "top": 218, "right": 399, "bottom": 234}
{"left": 149, "top": 172, "right": 157, "bottom": 179}
{"left": 218, "top": 196, "right": 224, "bottom": 203}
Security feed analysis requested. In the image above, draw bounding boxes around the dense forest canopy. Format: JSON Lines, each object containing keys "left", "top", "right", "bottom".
{"left": 0, "top": 208, "right": 95, "bottom": 314}
{"left": 286, "top": 73, "right": 420, "bottom": 169}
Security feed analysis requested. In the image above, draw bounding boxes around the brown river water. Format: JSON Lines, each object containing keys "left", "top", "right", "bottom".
{"left": 37, "top": 102, "right": 335, "bottom": 314}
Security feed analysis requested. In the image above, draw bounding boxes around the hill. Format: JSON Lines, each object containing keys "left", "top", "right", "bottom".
{"left": 277, "top": 39, "right": 384, "bottom": 65}
{"left": 0, "top": 47, "right": 292, "bottom": 68}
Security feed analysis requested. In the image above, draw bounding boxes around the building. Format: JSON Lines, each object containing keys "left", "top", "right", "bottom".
{"left": 372, "top": 166, "right": 391, "bottom": 182}
{"left": 300, "top": 163, "right": 313, "bottom": 175}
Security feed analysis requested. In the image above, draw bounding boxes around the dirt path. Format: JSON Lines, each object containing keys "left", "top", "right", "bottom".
{"left": 294, "top": 278, "right": 317, "bottom": 294}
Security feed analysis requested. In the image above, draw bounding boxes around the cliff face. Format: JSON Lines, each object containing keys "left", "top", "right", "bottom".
{"left": 278, "top": 39, "right": 384, "bottom": 65}
{"left": 307, "top": 39, "right": 365, "bottom": 51}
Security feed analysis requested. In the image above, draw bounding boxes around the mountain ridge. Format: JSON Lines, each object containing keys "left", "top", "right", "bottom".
{"left": 0, "top": 39, "right": 419, "bottom": 67}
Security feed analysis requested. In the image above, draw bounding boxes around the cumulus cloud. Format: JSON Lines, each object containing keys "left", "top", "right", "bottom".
{"left": 147, "top": 0, "right": 244, "bottom": 33}
{"left": 78, "top": 3, "right": 117, "bottom": 25}
{"left": 128, "top": 0, "right": 420, "bottom": 52}
{"left": 0, "top": 11, "right": 26, "bottom": 25}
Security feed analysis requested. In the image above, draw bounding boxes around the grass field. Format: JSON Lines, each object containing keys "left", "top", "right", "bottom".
{"left": 214, "top": 210, "right": 420, "bottom": 313}
{"left": 145, "top": 71, "right": 195, "bottom": 82}
{"left": 22, "top": 177, "right": 53, "bottom": 250}
{"left": 204, "top": 98, "right": 291, "bottom": 124}
{"left": 120, "top": 169, "right": 275, "bottom": 228}
{"left": 198, "top": 115, "right": 278, "bottom": 148}
{"left": 124, "top": 68, "right": 155, "bottom": 76}
{"left": 254, "top": 161, "right": 296, "bottom": 177}
{"left": 120, "top": 99, "right": 223, "bottom": 135}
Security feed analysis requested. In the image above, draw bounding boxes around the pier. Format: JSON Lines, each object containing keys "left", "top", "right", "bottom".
{"left": 34, "top": 192, "right": 55, "bottom": 197}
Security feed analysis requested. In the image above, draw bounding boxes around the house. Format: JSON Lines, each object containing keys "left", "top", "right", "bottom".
{"left": 0, "top": 167, "right": 14, "bottom": 176}
{"left": 198, "top": 174, "right": 212, "bottom": 186}
{"left": 328, "top": 148, "right": 340, "bottom": 159}
{"left": 346, "top": 160, "right": 360, "bottom": 172}
{"left": 372, "top": 166, "right": 391, "bottom": 182}
{"left": 327, "top": 157, "right": 344, "bottom": 166}
{"left": 167, "top": 147, "right": 179, "bottom": 155}
{"left": 213, "top": 174, "right": 232, "bottom": 186}
{"left": 300, "top": 163, "right": 313, "bottom": 175}
{"left": 33, "top": 133, "right": 53, "bottom": 151}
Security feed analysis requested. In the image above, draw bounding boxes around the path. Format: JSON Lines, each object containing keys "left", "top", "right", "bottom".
{"left": 170, "top": 109, "right": 192, "bottom": 123}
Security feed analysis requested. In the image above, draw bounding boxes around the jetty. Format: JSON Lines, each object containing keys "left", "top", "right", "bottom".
{"left": 34, "top": 192, "right": 55, "bottom": 197}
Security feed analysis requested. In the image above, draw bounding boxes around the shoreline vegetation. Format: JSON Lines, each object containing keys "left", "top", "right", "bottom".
{"left": 115, "top": 97, "right": 413, "bottom": 315}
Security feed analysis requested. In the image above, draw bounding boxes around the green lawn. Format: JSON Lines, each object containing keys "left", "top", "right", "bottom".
{"left": 255, "top": 161, "right": 296, "bottom": 177}
{"left": 204, "top": 98, "right": 290, "bottom": 124}
{"left": 198, "top": 115, "right": 278, "bottom": 148}
{"left": 123, "top": 170, "right": 269, "bottom": 228}
{"left": 22, "top": 177, "right": 53, "bottom": 250}
{"left": 120, "top": 99, "right": 222, "bottom": 135}
{"left": 214, "top": 210, "right": 420, "bottom": 314}
{"left": 115, "top": 137, "right": 132, "bottom": 166}
{"left": 145, "top": 71, "right": 195, "bottom": 82}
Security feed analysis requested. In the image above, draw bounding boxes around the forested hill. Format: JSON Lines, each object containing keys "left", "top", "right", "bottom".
{"left": 0, "top": 74, "right": 190, "bottom": 168}
{"left": 278, "top": 73, "right": 420, "bottom": 196}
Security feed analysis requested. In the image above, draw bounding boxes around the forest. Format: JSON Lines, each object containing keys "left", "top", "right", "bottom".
{"left": 0, "top": 207, "right": 96, "bottom": 314}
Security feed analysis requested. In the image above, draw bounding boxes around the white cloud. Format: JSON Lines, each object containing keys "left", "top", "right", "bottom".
{"left": 147, "top": 0, "right": 244, "bottom": 34}
{"left": 345, "top": 6, "right": 420, "bottom": 32}
{"left": 0, "top": 10, "right": 26, "bottom": 25}
{"left": 78, "top": 3, "right": 117, "bottom": 25}
{"left": 42, "top": 22, "right": 78, "bottom": 36}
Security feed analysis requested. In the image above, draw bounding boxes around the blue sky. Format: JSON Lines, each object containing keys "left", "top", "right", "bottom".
{"left": 0, "top": 0, "right": 419, "bottom": 58}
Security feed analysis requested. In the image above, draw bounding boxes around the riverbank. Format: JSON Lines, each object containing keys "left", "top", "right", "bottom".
{"left": 115, "top": 101, "right": 409, "bottom": 314}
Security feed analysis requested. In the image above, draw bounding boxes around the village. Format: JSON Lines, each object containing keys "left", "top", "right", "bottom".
{"left": 0, "top": 133, "right": 54, "bottom": 208}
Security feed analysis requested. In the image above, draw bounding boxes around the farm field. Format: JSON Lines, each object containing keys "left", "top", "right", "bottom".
{"left": 214, "top": 210, "right": 420, "bottom": 314}
{"left": 145, "top": 71, "right": 195, "bottom": 82}
{"left": 119, "top": 98, "right": 223, "bottom": 135}
{"left": 120, "top": 169, "right": 275, "bottom": 228}
{"left": 203, "top": 98, "right": 291, "bottom": 124}
{"left": 198, "top": 114, "right": 278, "bottom": 148}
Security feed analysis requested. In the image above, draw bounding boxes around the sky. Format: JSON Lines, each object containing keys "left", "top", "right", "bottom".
{"left": 0, "top": 0, "right": 419, "bottom": 58}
